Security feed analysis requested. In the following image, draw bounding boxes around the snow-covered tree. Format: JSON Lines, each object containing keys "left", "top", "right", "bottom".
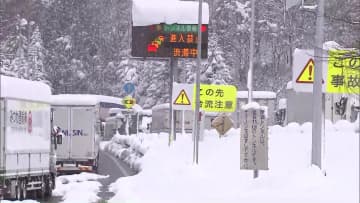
{"left": 28, "top": 25, "right": 48, "bottom": 83}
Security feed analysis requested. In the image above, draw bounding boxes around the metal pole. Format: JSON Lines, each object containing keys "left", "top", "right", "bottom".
{"left": 311, "top": 0, "right": 325, "bottom": 173}
{"left": 247, "top": 0, "right": 256, "bottom": 104}
{"left": 194, "top": 0, "right": 203, "bottom": 164}
{"left": 172, "top": 58, "right": 178, "bottom": 141}
{"left": 248, "top": 0, "right": 258, "bottom": 178}
{"left": 169, "top": 57, "right": 174, "bottom": 146}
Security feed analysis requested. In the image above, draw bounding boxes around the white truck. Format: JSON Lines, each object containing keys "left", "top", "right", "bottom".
{"left": 0, "top": 75, "right": 56, "bottom": 200}
{"left": 50, "top": 94, "right": 125, "bottom": 174}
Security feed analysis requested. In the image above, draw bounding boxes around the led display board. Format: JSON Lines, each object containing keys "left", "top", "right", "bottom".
{"left": 132, "top": 23, "right": 208, "bottom": 58}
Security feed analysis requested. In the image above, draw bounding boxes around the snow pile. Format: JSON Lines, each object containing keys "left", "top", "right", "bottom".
{"left": 108, "top": 121, "right": 359, "bottom": 203}
{"left": 53, "top": 173, "right": 109, "bottom": 203}
{"left": 105, "top": 133, "right": 162, "bottom": 171}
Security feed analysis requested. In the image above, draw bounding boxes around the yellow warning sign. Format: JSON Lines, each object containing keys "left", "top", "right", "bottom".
{"left": 296, "top": 59, "right": 315, "bottom": 83}
{"left": 123, "top": 96, "right": 136, "bottom": 109}
{"left": 326, "top": 50, "right": 360, "bottom": 93}
{"left": 194, "top": 84, "right": 237, "bottom": 112}
{"left": 174, "top": 89, "right": 191, "bottom": 105}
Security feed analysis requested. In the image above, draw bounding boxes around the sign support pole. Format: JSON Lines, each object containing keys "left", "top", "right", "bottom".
{"left": 194, "top": 0, "right": 203, "bottom": 164}
{"left": 172, "top": 58, "right": 178, "bottom": 141}
{"left": 247, "top": 0, "right": 258, "bottom": 178}
{"left": 312, "top": 0, "right": 326, "bottom": 175}
{"left": 169, "top": 57, "right": 175, "bottom": 146}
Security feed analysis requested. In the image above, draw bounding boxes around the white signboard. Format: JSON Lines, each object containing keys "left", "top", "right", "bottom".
{"left": 292, "top": 49, "right": 328, "bottom": 92}
{"left": 240, "top": 107, "right": 268, "bottom": 170}
{"left": 172, "top": 83, "right": 193, "bottom": 110}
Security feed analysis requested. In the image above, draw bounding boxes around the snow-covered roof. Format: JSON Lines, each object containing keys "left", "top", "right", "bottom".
{"left": 0, "top": 75, "right": 52, "bottom": 103}
{"left": 51, "top": 94, "right": 123, "bottom": 106}
{"left": 132, "top": 0, "right": 209, "bottom": 26}
{"left": 323, "top": 41, "right": 342, "bottom": 50}
{"left": 237, "top": 91, "right": 276, "bottom": 99}
{"left": 152, "top": 103, "right": 170, "bottom": 111}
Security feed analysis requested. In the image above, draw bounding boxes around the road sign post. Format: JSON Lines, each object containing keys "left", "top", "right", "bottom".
{"left": 194, "top": 0, "right": 203, "bottom": 164}
{"left": 312, "top": 0, "right": 325, "bottom": 174}
{"left": 169, "top": 58, "right": 175, "bottom": 146}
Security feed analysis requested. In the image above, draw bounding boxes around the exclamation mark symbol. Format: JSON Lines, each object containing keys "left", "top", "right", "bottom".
{"left": 308, "top": 65, "right": 313, "bottom": 80}
{"left": 181, "top": 92, "right": 184, "bottom": 103}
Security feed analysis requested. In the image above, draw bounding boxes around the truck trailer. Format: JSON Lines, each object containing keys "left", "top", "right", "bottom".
{"left": 0, "top": 76, "right": 56, "bottom": 200}
{"left": 50, "top": 94, "right": 125, "bottom": 174}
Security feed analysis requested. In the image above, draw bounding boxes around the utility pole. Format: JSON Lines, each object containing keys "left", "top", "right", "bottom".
{"left": 193, "top": 0, "right": 203, "bottom": 164}
{"left": 247, "top": 0, "right": 255, "bottom": 103}
{"left": 311, "top": 0, "right": 325, "bottom": 174}
{"left": 248, "top": 0, "right": 257, "bottom": 178}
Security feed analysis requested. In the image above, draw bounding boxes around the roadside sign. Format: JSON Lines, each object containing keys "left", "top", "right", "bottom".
{"left": 240, "top": 106, "right": 268, "bottom": 170}
{"left": 172, "top": 83, "right": 237, "bottom": 112}
{"left": 132, "top": 24, "right": 208, "bottom": 58}
{"left": 172, "top": 83, "right": 194, "bottom": 110}
{"left": 292, "top": 49, "right": 327, "bottom": 92}
{"left": 123, "top": 83, "right": 135, "bottom": 94}
{"left": 195, "top": 84, "right": 237, "bottom": 112}
{"left": 326, "top": 50, "right": 360, "bottom": 94}
{"left": 123, "top": 96, "right": 136, "bottom": 109}
{"left": 296, "top": 59, "right": 315, "bottom": 83}
{"left": 174, "top": 90, "right": 191, "bottom": 105}
{"left": 211, "top": 114, "right": 233, "bottom": 136}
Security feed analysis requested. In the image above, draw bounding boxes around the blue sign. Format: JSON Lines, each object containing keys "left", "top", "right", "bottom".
{"left": 123, "top": 82, "right": 135, "bottom": 94}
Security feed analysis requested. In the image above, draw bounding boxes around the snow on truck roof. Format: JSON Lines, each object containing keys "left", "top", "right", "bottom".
{"left": 132, "top": 0, "right": 209, "bottom": 26}
{"left": 51, "top": 94, "right": 144, "bottom": 111}
{"left": 0, "top": 75, "right": 51, "bottom": 103}
{"left": 51, "top": 94, "right": 124, "bottom": 106}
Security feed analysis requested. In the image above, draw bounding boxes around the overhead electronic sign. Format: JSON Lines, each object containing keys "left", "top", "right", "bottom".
{"left": 132, "top": 23, "right": 208, "bottom": 58}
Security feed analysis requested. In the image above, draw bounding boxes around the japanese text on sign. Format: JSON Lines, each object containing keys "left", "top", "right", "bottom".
{"left": 193, "top": 84, "right": 237, "bottom": 112}
{"left": 240, "top": 107, "right": 268, "bottom": 170}
{"left": 132, "top": 24, "right": 208, "bottom": 58}
{"left": 326, "top": 50, "right": 360, "bottom": 93}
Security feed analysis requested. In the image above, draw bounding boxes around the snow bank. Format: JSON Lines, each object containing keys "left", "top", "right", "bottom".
{"left": 104, "top": 133, "right": 158, "bottom": 171}
{"left": 108, "top": 120, "right": 359, "bottom": 203}
{"left": 132, "top": 0, "right": 209, "bottom": 26}
{"left": 53, "top": 172, "right": 109, "bottom": 203}
{"left": 0, "top": 75, "right": 51, "bottom": 103}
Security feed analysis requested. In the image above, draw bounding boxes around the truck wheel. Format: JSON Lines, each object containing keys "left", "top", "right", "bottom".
{"left": 21, "top": 181, "right": 27, "bottom": 200}
{"left": 15, "top": 182, "right": 21, "bottom": 200}
{"left": 45, "top": 178, "right": 53, "bottom": 197}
